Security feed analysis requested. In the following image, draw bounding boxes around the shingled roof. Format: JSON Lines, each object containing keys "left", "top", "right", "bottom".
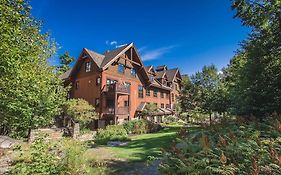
{"left": 59, "top": 69, "right": 72, "bottom": 80}
{"left": 165, "top": 68, "right": 179, "bottom": 82}
{"left": 100, "top": 44, "right": 130, "bottom": 68}
{"left": 84, "top": 48, "right": 105, "bottom": 68}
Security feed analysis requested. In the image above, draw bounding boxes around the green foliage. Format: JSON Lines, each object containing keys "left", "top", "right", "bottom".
{"left": 159, "top": 116, "right": 281, "bottom": 175}
{"left": 123, "top": 119, "right": 162, "bottom": 134}
{"left": 60, "top": 139, "right": 93, "bottom": 175}
{"left": 56, "top": 52, "right": 74, "bottom": 74}
{"left": 11, "top": 135, "right": 61, "bottom": 175}
{"left": 0, "top": 0, "right": 67, "bottom": 137}
{"left": 64, "top": 98, "right": 98, "bottom": 128}
{"left": 180, "top": 65, "right": 229, "bottom": 124}
{"left": 164, "top": 115, "right": 179, "bottom": 124}
{"left": 225, "top": 0, "right": 281, "bottom": 116}
{"left": 95, "top": 125, "right": 129, "bottom": 145}
{"left": 142, "top": 103, "right": 158, "bottom": 117}
{"left": 10, "top": 136, "right": 99, "bottom": 175}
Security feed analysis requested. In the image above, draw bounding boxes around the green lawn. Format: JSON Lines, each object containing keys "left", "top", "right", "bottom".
{"left": 110, "top": 125, "right": 181, "bottom": 161}
{"left": 87, "top": 125, "right": 182, "bottom": 162}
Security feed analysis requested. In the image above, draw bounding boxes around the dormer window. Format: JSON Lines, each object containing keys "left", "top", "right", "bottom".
{"left": 118, "top": 64, "right": 125, "bottom": 74}
{"left": 85, "top": 62, "right": 91, "bottom": 72}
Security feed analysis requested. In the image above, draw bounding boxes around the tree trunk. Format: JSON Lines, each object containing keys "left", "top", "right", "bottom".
{"left": 209, "top": 112, "right": 212, "bottom": 126}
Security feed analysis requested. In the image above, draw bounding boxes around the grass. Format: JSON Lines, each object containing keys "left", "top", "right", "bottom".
{"left": 110, "top": 125, "right": 181, "bottom": 161}
{"left": 87, "top": 125, "right": 182, "bottom": 162}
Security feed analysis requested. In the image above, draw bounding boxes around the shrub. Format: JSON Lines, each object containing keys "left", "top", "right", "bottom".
{"left": 60, "top": 139, "right": 92, "bottom": 175}
{"left": 164, "top": 115, "right": 178, "bottom": 124}
{"left": 11, "top": 135, "right": 61, "bottom": 175}
{"left": 159, "top": 116, "right": 281, "bottom": 175}
{"left": 11, "top": 136, "right": 101, "bottom": 175}
{"left": 123, "top": 119, "right": 161, "bottom": 134}
{"left": 95, "top": 125, "right": 128, "bottom": 145}
{"left": 64, "top": 99, "right": 98, "bottom": 129}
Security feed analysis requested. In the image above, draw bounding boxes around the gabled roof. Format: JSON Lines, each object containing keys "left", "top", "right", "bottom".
{"left": 59, "top": 69, "right": 72, "bottom": 80}
{"left": 100, "top": 44, "right": 131, "bottom": 68}
{"left": 155, "top": 65, "right": 167, "bottom": 72}
{"left": 157, "top": 68, "right": 182, "bottom": 82}
{"left": 155, "top": 71, "right": 166, "bottom": 79}
{"left": 84, "top": 48, "right": 105, "bottom": 68}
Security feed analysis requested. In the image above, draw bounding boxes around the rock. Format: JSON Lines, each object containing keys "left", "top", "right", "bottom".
{"left": 0, "top": 136, "right": 20, "bottom": 149}
{"left": 107, "top": 141, "right": 128, "bottom": 147}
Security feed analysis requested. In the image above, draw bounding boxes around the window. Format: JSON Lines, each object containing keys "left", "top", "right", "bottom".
{"left": 166, "top": 93, "right": 170, "bottom": 99}
{"left": 123, "top": 82, "right": 130, "bottom": 93}
{"left": 160, "top": 92, "right": 164, "bottom": 98}
{"left": 95, "top": 98, "right": 100, "bottom": 107}
{"left": 161, "top": 103, "right": 164, "bottom": 108}
{"left": 166, "top": 104, "right": 170, "bottom": 109}
{"left": 172, "top": 93, "right": 174, "bottom": 102}
{"left": 131, "top": 68, "right": 136, "bottom": 77}
{"left": 75, "top": 81, "right": 79, "bottom": 89}
{"left": 124, "top": 101, "right": 129, "bottom": 107}
{"left": 106, "top": 79, "right": 117, "bottom": 85}
{"left": 153, "top": 89, "right": 158, "bottom": 97}
{"left": 85, "top": 62, "right": 91, "bottom": 72}
{"left": 96, "top": 77, "right": 101, "bottom": 85}
{"left": 138, "top": 85, "right": 144, "bottom": 98}
{"left": 118, "top": 64, "right": 125, "bottom": 74}
{"left": 154, "top": 103, "right": 158, "bottom": 107}
{"left": 146, "top": 88, "right": 150, "bottom": 96}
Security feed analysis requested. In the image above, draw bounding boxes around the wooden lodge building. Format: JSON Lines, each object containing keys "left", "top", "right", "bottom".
{"left": 60, "top": 43, "right": 182, "bottom": 128}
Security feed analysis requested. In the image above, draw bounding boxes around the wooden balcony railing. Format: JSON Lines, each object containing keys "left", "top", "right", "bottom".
{"left": 106, "top": 84, "right": 130, "bottom": 94}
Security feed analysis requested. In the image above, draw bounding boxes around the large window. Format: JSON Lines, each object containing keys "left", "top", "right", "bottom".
{"left": 118, "top": 64, "right": 125, "bottom": 74}
{"left": 131, "top": 68, "right": 136, "bottom": 77}
{"left": 153, "top": 89, "right": 158, "bottom": 97}
{"left": 146, "top": 88, "right": 150, "bottom": 96}
{"left": 166, "top": 104, "right": 170, "bottom": 109}
{"left": 85, "top": 62, "right": 91, "bottom": 72}
{"left": 161, "top": 103, "right": 164, "bottom": 108}
{"left": 138, "top": 85, "right": 144, "bottom": 98}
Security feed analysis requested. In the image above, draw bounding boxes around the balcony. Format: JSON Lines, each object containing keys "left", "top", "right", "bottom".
{"left": 106, "top": 83, "right": 130, "bottom": 94}
{"left": 104, "top": 107, "right": 129, "bottom": 115}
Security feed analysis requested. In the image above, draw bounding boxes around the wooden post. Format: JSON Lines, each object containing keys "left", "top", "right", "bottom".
{"left": 114, "top": 85, "right": 117, "bottom": 125}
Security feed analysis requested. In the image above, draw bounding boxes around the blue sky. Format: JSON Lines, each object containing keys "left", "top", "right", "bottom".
{"left": 30, "top": 0, "right": 249, "bottom": 75}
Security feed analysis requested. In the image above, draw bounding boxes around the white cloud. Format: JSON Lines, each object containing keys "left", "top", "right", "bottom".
{"left": 140, "top": 45, "right": 176, "bottom": 61}
{"left": 106, "top": 40, "right": 128, "bottom": 48}
{"left": 116, "top": 44, "right": 127, "bottom": 48}
{"left": 110, "top": 41, "right": 117, "bottom": 45}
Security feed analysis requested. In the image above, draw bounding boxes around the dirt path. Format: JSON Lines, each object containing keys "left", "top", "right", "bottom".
{"left": 86, "top": 147, "right": 160, "bottom": 175}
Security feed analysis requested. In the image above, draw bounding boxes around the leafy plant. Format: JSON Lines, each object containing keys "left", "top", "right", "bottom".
{"left": 64, "top": 99, "right": 98, "bottom": 129}
{"left": 95, "top": 125, "right": 129, "bottom": 145}
{"left": 159, "top": 116, "right": 281, "bottom": 175}
{"left": 10, "top": 136, "right": 102, "bottom": 175}
{"left": 0, "top": 0, "right": 67, "bottom": 138}
{"left": 123, "top": 119, "right": 161, "bottom": 134}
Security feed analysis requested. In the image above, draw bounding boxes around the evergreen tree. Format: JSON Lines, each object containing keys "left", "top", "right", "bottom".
{"left": 57, "top": 52, "right": 74, "bottom": 74}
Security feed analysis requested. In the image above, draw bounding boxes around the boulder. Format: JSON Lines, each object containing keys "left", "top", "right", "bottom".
{"left": 0, "top": 136, "right": 20, "bottom": 149}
